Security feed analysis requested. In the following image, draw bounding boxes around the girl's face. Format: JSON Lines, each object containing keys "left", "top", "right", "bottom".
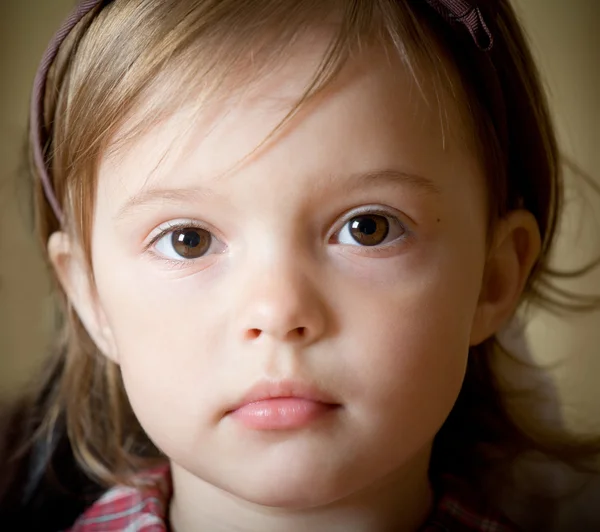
{"left": 89, "top": 39, "right": 489, "bottom": 506}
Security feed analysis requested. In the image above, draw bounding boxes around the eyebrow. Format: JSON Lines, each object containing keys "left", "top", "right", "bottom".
{"left": 326, "top": 169, "right": 440, "bottom": 196}
{"left": 115, "top": 186, "right": 217, "bottom": 222}
{"left": 114, "top": 168, "right": 439, "bottom": 222}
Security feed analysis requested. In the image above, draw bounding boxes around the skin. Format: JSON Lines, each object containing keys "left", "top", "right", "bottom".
{"left": 49, "top": 35, "right": 541, "bottom": 532}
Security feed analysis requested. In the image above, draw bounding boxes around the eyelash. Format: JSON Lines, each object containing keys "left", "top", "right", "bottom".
{"left": 145, "top": 208, "right": 410, "bottom": 267}
{"left": 330, "top": 206, "right": 409, "bottom": 251}
{"left": 145, "top": 221, "right": 217, "bottom": 269}
{"left": 146, "top": 220, "right": 211, "bottom": 249}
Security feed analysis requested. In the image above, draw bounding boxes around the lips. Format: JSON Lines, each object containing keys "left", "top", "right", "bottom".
{"left": 226, "top": 380, "right": 340, "bottom": 430}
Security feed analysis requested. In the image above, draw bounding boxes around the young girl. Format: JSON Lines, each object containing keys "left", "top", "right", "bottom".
{"left": 1, "top": 0, "right": 599, "bottom": 530}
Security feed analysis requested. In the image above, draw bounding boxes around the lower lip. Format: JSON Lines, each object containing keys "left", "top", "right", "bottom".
{"left": 230, "top": 398, "right": 338, "bottom": 430}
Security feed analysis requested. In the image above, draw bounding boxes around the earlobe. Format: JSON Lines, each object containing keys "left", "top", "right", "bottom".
{"left": 47, "top": 231, "right": 119, "bottom": 363}
{"left": 470, "top": 210, "right": 541, "bottom": 346}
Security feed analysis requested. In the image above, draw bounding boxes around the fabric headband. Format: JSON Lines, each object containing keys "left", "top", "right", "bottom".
{"left": 30, "top": 0, "right": 494, "bottom": 225}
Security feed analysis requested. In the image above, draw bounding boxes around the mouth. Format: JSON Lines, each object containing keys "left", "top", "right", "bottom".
{"left": 225, "top": 380, "right": 341, "bottom": 431}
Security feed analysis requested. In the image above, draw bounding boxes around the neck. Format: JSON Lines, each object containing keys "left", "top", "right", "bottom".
{"left": 169, "top": 447, "right": 433, "bottom": 532}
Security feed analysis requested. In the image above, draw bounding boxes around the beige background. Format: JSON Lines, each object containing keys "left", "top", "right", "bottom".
{"left": 0, "top": 1, "right": 75, "bottom": 397}
{"left": 0, "top": 0, "right": 599, "bottom": 526}
{"left": 509, "top": 0, "right": 600, "bottom": 433}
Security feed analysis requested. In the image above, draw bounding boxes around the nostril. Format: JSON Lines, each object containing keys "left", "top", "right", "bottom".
{"left": 246, "top": 328, "right": 261, "bottom": 340}
{"left": 244, "top": 327, "right": 307, "bottom": 341}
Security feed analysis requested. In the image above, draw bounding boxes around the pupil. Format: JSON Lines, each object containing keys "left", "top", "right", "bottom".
{"left": 356, "top": 218, "right": 377, "bottom": 235}
{"left": 181, "top": 230, "right": 201, "bottom": 248}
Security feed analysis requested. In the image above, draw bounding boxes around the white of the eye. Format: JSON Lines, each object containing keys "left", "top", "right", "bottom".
{"left": 336, "top": 215, "right": 401, "bottom": 246}
{"left": 154, "top": 228, "right": 212, "bottom": 260}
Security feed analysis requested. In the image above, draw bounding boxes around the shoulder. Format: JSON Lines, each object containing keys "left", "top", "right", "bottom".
{"left": 422, "top": 476, "right": 521, "bottom": 532}
{"left": 68, "top": 466, "right": 171, "bottom": 532}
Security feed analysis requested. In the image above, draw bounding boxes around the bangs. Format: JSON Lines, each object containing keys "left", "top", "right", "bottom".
{"left": 101, "top": 0, "right": 456, "bottom": 168}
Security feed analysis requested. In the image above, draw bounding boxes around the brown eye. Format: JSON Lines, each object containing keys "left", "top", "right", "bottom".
{"left": 334, "top": 212, "right": 406, "bottom": 248}
{"left": 348, "top": 215, "right": 389, "bottom": 246}
{"left": 167, "top": 227, "right": 212, "bottom": 258}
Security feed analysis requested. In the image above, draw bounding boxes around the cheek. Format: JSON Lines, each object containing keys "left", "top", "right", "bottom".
{"left": 92, "top": 253, "right": 229, "bottom": 447}
{"left": 334, "top": 234, "right": 486, "bottom": 437}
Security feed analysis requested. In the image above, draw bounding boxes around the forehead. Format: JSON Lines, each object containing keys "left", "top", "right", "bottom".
{"left": 97, "top": 35, "right": 478, "bottom": 213}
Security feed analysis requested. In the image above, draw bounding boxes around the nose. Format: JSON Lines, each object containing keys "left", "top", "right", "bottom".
{"left": 235, "top": 258, "right": 328, "bottom": 346}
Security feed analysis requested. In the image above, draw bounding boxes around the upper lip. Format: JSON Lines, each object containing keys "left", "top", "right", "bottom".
{"left": 225, "top": 379, "right": 340, "bottom": 414}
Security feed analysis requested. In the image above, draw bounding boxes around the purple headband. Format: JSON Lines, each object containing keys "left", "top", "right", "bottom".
{"left": 30, "top": 0, "right": 493, "bottom": 225}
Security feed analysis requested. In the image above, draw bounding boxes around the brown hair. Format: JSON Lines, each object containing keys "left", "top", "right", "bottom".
{"left": 12, "top": 0, "right": 600, "bottom": 507}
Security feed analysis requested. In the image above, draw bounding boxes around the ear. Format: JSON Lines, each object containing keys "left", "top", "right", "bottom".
{"left": 470, "top": 210, "right": 541, "bottom": 346}
{"left": 47, "top": 231, "right": 119, "bottom": 363}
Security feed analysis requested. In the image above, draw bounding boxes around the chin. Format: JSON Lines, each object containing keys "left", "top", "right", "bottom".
{"left": 225, "top": 467, "right": 352, "bottom": 509}
{"left": 237, "top": 485, "right": 342, "bottom": 510}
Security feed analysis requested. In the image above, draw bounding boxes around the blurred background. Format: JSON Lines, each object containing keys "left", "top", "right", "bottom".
{"left": 0, "top": 0, "right": 599, "bottom": 526}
